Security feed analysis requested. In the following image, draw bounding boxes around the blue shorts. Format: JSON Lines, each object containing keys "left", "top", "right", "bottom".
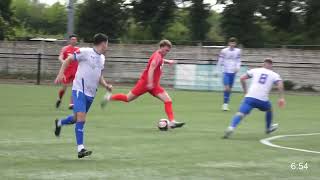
{"left": 72, "top": 90, "right": 94, "bottom": 113}
{"left": 223, "top": 73, "right": 236, "bottom": 87}
{"left": 239, "top": 97, "right": 271, "bottom": 115}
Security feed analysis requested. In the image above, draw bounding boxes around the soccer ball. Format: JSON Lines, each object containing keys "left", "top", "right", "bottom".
{"left": 158, "top": 119, "right": 169, "bottom": 131}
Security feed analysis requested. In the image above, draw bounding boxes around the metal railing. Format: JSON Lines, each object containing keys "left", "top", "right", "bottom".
{"left": 0, "top": 52, "right": 319, "bottom": 89}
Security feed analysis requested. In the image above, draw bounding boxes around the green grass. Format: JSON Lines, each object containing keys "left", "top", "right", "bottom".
{"left": 0, "top": 83, "right": 319, "bottom": 180}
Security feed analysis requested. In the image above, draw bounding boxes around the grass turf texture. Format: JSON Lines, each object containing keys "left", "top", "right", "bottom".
{"left": 0, "top": 84, "right": 319, "bottom": 180}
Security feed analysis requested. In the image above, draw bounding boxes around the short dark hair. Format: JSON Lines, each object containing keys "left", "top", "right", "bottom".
{"left": 264, "top": 58, "right": 273, "bottom": 64}
{"left": 228, "top": 37, "right": 237, "bottom": 43}
{"left": 93, "top": 33, "right": 108, "bottom": 45}
{"left": 69, "top": 34, "right": 77, "bottom": 39}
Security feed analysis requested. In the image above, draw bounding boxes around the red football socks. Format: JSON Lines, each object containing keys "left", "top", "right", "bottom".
{"left": 164, "top": 101, "right": 174, "bottom": 121}
{"left": 111, "top": 94, "right": 128, "bottom": 102}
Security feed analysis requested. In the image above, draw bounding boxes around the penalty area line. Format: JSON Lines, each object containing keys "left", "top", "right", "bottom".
{"left": 260, "top": 133, "right": 320, "bottom": 154}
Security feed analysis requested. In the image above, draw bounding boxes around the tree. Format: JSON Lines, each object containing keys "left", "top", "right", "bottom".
{"left": 162, "top": 21, "right": 190, "bottom": 42}
{"left": 76, "top": 0, "right": 128, "bottom": 41}
{"left": 259, "top": 0, "right": 305, "bottom": 32}
{"left": 188, "top": 0, "right": 211, "bottom": 41}
{"left": 12, "top": 0, "right": 46, "bottom": 33}
{"left": 206, "top": 11, "right": 223, "bottom": 42}
{"left": 43, "top": 2, "right": 67, "bottom": 34}
{"left": 132, "top": 0, "right": 176, "bottom": 39}
{"left": 123, "top": 18, "right": 154, "bottom": 41}
{"left": 161, "top": 9, "right": 191, "bottom": 43}
{"left": 11, "top": 0, "right": 66, "bottom": 37}
{"left": 0, "top": 0, "right": 14, "bottom": 39}
{"left": 305, "top": 0, "right": 320, "bottom": 43}
{"left": 220, "top": 0, "right": 263, "bottom": 47}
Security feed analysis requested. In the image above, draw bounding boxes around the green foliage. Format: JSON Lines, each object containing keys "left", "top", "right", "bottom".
{"left": 76, "top": 0, "right": 128, "bottom": 41}
{"left": 0, "top": 0, "right": 15, "bottom": 40}
{"left": 188, "top": 0, "right": 211, "bottom": 41}
{"left": 219, "top": 0, "right": 320, "bottom": 46}
{"left": 206, "top": 11, "right": 224, "bottom": 42}
{"left": 131, "top": 0, "right": 177, "bottom": 39}
{"left": 0, "top": 0, "right": 319, "bottom": 45}
{"left": 162, "top": 10, "right": 191, "bottom": 42}
{"left": 123, "top": 20, "right": 154, "bottom": 42}
{"left": 259, "top": 0, "right": 305, "bottom": 32}
{"left": 0, "top": 16, "right": 14, "bottom": 40}
{"left": 162, "top": 21, "right": 191, "bottom": 42}
{"left": 221, "top": 0, "right": 263, "bottom": 47}
{"left": 305, "top": 0, "right": 320, "bottom": 44}
{"left": 0, "top": 0, "right": 13, "bottom": 19}
{"left": 11, "top": 0, "right": 66, "bottom": 38}
{"left": 12, "top": 0, "right": 45, "bottom": 33}
{"left": 43, "top": 3, "right": 67, "bottom": 34}
{"left": 257, "top": 20, "right": 304, "bottom": 45}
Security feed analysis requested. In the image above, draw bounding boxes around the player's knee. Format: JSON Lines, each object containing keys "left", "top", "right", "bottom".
{"left": 77, "top": 118, "right": 86, "bottom": 122}
{"left": 224, "top": 86, "right": 231, "bottom": 92}
{"left": 76, "top": 113, "right": 86, "bottom": 121}
{"left": 164, "top": 96, "right": 172, "bottom": 102}
{"left": 236, "top": 112, "right": 245, "bottom": 118}
{"left": 127, "top": 92, "right": 136, "bottom": 102}
{"left": 158, "top": 92, "right": 171, "bottom": 102}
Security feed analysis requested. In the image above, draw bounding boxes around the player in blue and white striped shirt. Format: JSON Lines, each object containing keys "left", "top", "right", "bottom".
{"left": 223, "top": 58, "right": 286, "bottom": 139}
{"left": 216, "top": 37, "right": 241, "bottom": 111}
{"left": 54, "top": 33, "right": 112, "bottom": 158}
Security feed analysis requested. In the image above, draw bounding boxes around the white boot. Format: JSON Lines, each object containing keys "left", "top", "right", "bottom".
{"left": 223, "top": 126, "right": 235, "bottom": 139}
{"left": 266, "top": 123, "right": 279, "bottom": 134}
{"left": 101, "top": 91, "right": 112, "bottom": 108}
{"left": 222, "top": 103, "right": 230, "bottom": 111}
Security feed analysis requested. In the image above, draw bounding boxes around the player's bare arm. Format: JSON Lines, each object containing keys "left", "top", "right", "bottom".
{"left": 164, "top": 59, "right": 176, "bottom": 64}
{"left": 55, "top": 55, "right": 73, "bottom": 84}
{"left": 147, "top": 58, "right": 157, "bottom": 90}
{"left": 240, "top": 74, "right": 250, "bottom": 94}
{"left": 58, "top": 47, "right": 66, "bottom": 64}
{"left": 58, "top": 53, "right": 64, "bottom": 64}
{"left": 276, "top": 80, "right": 286, "bottom": 108}
{"left": 99, "top": 73, "right": 112, "bottom": 92}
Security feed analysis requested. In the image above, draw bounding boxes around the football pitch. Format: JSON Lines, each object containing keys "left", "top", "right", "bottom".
{"left": 0, "top": 83, "right": 319, "bottom": 180}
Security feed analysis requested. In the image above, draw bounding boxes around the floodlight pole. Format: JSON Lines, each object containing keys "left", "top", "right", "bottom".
{"left": 67, "top": 0, "right": 74, "bottom": 36}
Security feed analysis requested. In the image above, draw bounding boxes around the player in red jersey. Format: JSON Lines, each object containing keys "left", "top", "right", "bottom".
{"left": 55, "top": 34, "right": 79, "bottom": 109}
{"left": 101, "top": 40, "right": 185, "bottom": 128}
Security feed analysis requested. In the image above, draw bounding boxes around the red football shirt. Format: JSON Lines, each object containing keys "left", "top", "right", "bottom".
{"left": 140, "top": 50, "right": 164, "bottom": 85}
{"left": 61, "top": 45, "right": 79, "bottom": 74}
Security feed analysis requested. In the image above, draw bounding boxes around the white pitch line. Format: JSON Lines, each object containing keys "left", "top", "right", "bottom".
{"left": 260, "top": 133, "right": 320, "bottom": 154}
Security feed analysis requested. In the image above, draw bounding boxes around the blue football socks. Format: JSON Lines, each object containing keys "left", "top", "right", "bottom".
{"left": 60, "top": 115, "right": 74, "bottom": 126}
{"left": 266, "top": 111, "right": 272, "bottom": 130}
{"left": 224, "top": 91, "right": 231, "bottom": 104}
{"left": 75, "top": 121, "right": 85, "bottom": 146}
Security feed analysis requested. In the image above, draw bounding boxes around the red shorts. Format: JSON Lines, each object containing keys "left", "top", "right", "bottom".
{"left": 63, "top": 71, "right": 76, "bottom": 84}
{"left": 131, "top": 80, "right": 165, "bottom": 97}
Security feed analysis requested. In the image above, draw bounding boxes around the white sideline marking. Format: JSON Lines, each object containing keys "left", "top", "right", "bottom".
{"left": 260, "top": 133, "right": 320, "bottom": 154}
